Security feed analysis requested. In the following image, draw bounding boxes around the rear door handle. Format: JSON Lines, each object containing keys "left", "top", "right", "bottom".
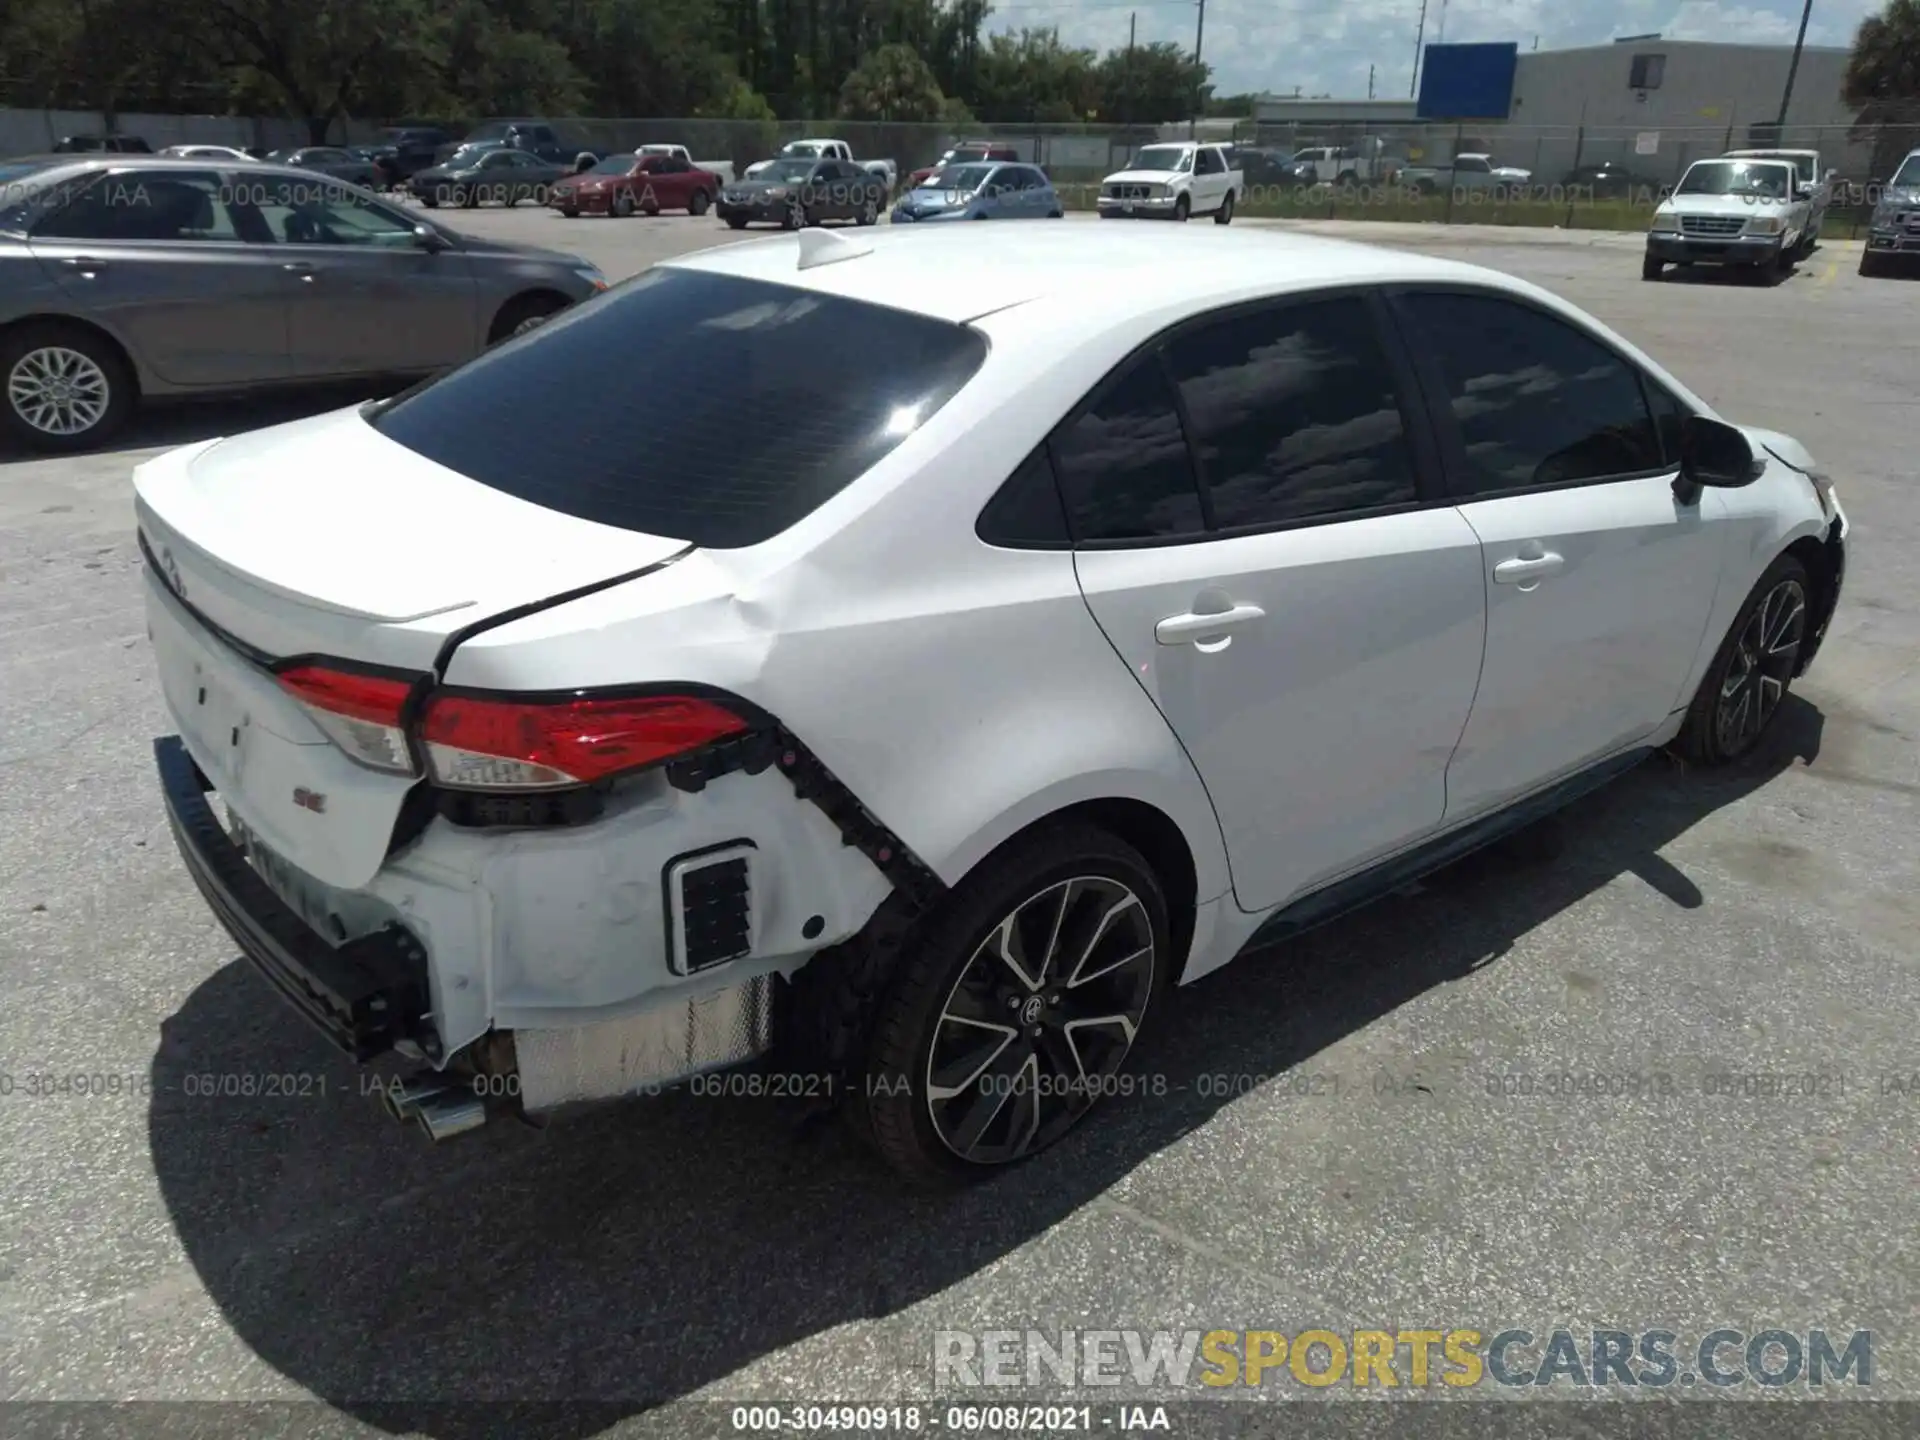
{"left": 1155, "top": 603, "right": 1266, "bottom": 646}
{"left": 1493, "top": 552, "right": 1565, "bottom": 585}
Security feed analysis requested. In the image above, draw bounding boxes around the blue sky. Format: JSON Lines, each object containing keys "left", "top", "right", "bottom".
{"left": 985, "top": 0, "right": 1877, "bottom": 99}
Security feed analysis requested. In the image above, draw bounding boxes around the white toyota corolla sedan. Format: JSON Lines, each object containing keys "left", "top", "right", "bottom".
{"left": 137, "top": 223, "right": 1847, "bottom": 1185}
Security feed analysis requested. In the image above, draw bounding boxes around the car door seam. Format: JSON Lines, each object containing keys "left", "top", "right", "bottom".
{"left": 1068, "top": 549, "right": 1235, "bottom": 907}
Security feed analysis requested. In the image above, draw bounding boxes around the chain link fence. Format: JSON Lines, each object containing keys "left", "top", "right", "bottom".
{"left": 8, "top": 107, "right": 1916, "bottom": 233}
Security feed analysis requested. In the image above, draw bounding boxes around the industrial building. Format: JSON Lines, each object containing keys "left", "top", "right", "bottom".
{"left": 1251, "top": 38, "right": 1871, "bottom": 185}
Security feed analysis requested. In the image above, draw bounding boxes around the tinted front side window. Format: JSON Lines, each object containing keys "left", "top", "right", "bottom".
{"left": 1642, "top": 377, "right": 1690, "bottom": 466}
{"left": 1400, "top": 292, "right": 1662, "bottom": 495}
{"left": 1050, "top": 355, "right": 1205, "bottom": 542}
{"left": 1164, "top": 297, "right": 1418, "bottom": 529}
{"left": 371, "top": 268, "right": 988, "bottom": 548}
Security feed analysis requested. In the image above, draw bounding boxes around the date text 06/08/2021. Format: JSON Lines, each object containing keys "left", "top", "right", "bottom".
{"left": 729, "top": 1405, "right": 1172, "bottom": 1432}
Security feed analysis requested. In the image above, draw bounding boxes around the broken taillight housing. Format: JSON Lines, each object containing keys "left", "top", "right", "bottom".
{"left": 276, "top": 664, "right": 418, "bottom": 774}
{"left": 416, "top": 691, "right": 750, "bottom": 791}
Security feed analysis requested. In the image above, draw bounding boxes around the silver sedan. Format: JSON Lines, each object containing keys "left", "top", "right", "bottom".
{"left": 0, "top": 156, "right": 609, "bottom": 452}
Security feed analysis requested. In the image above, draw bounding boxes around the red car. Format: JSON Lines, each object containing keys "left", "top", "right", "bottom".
{"left": 548, "top": 153, "right": 720, "bottom": 217}
{"left": 906, "top": 141, "right": 1021, "bottom": 190}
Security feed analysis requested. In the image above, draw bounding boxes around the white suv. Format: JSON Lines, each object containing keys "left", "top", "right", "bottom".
{"left": 141, "top": 224, "right": 1846, "bottom": 1185}
{"left": 1098, "top": 142, "right": 1241, "bottom": 223}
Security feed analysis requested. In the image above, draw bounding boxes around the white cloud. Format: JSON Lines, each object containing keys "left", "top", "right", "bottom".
{"left": 987, "top": 0, "right": 1878, "bottom": 100}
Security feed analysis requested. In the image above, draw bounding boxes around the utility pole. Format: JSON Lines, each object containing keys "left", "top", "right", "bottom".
{"left": 1368, "top": 64, "right": 1376, "bottom": 99}
{"left": 1409, "top": 0, "right": 1429, "bottom": 98}
{"left": 1775, "top": 0, "right": 1814, "bottom": 132}
{"left": 1436, "top": 0, "right": 1450, "bottom": 46}
{"left": 1124, "top": 12, "right": 1135, "bottom": 134}
{"left": 1190, "top": 0, "right": 1205, "bottom": 138}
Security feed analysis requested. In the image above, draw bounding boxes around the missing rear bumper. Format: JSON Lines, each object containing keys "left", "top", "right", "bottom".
{"left": 154, "top": 735, "right": 435, "bottom": 1062}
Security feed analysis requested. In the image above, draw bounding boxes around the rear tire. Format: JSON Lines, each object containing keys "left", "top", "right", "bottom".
{"left": 0, "top": 321, "right": 135, "bottom": 453}
{"left": 857, "top": 821, "right": 1170, "bottom": 1188}
{"left": 1673, "top": 554, "right": 1812, "bottom": 766}
{"left": 1214, "top": 190, "right": 1235, "bottom": 225}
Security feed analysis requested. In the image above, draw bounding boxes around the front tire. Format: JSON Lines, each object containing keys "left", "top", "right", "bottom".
{"left": 1674, "top": 555, "right": 1811, "bottom": 766}
{"left": 1859, "top": 249, "right": 1887, "bottom": 278}
{"left": 726, "top": 216, "right": 748, "bottom": 230}
{"left": 1, "top": 322, "right": 135, "bottom": 453}
{"left": 859, "top": 821, "right": 1169, "bottom": 1187}
{"left": 1642, "top": 254, "right": 1665, "bottom": 281}
{"left": 1172, "top": 194, "right": 1191, "bottom": 222}
{"left": 612, "top": 190, "right": 635, "bottom": 218}
{"left": 689, "top": 188, "right": 711, "bottom": 216}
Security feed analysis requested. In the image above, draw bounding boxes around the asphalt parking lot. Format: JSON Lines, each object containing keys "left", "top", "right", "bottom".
{"left": 2, "top": 207, "right": 1917, "bottom": 1435}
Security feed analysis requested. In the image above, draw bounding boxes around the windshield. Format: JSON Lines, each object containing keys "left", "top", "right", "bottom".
{"left": 921, "top": 164, "right": 992, "bottom": 192}
{"left": 1677, "top": 161, "right": 1790, "bottom": 198}
{"left": 265, "top": 149, "right": 297, "bottom": 163}
{"left": 589, "top": 155, "right": 638, "bottom": 175}
{"left": 465, "top": 123, "right": 514, "bottom": 141}
{"left": 1131, "top": 146, "right": 1191, "bottom": 173}
{"left": 759, "top": 159, "right": 816, "bottom": 182}
{"left": 1890, "top": 155, "right": 1920, "bottom": 188}
{"left": 783, "top": 143, "right": 825, "bottom": 157}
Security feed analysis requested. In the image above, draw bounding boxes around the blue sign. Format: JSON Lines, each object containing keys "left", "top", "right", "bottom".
{"left": 1417, "top": 42, "right": 1519, "bottom": 119}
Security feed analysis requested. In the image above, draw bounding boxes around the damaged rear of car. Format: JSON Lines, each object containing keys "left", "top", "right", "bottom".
{"left": 140, "top": 263, "right": 991, "bottom": 1145}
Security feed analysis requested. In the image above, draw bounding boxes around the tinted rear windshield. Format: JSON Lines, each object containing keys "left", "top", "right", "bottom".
{"left": 369, "top": 267, "right": 988, "bottom": 548}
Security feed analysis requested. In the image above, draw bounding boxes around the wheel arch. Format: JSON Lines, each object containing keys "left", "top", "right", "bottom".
{"left": 487, "top": 288, "right": 573, "bottom": 343}
{"left": 930, "top": 778, "right": 1224, "bottom": 982}
{"left": 0, "top": 313, "right": 145, "bottom": 395}
{"left": 1784, "top": 527, "right": 1843, "bottom": 676}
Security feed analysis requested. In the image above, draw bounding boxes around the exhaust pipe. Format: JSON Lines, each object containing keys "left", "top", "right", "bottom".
{"left": 414, "top": 1092, "right": 490, "bottom": 1142}
{"left": 381, "top": 1075, "right": 456, "bottom": 1124}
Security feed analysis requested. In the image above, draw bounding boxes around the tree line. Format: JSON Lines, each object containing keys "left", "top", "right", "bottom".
{"left": 0, "top": 0, "right": 1236, "bottom": 141}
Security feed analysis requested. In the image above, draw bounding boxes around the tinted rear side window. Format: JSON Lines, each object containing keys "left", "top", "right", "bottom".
{"left": 369, "top": 268, "right": 988, "bottom": 548}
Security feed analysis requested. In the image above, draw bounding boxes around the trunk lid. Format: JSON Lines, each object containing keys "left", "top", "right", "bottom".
{"left": 135, "top": 405, "right": 691, "bottom": 889}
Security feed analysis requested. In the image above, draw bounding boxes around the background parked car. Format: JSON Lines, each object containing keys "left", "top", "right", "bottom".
{"left": 905, "top": 140, "right": 1021, "bottom": 189}
{"left": 50, "top": 134, "right": 152, "bottom": 154}
{"left": 0, "top": 156, "right": 607, "bottom": 452}
{"left": 549, "top": 153, "right": 720, "bottom": 217}
{"left": 411, "top": 148, "right": 578, "bottom": 208}
{"left": 436, "top": 121, "right": 602, "bottom": 168}
{"left": 356, "top": 126, "right": 458, "bottom": 188}
{"left": 159, "top": 144, "right": 258, "bottom": 164}
{"left": 891, "top": 162, "right": 1062, "bottom": 222}
{"left": 265, "top": 146, "right": 383, "bottom": 189}
{"left": 717, "top": 158, "right": 888, "bottom": 229}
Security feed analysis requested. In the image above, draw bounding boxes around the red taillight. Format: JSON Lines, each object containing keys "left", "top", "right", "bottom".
{"left": 417, "top": 692, "right": 749, "bottom": 791}
{"left": 276, "top": 664, "right": 417, "bottom": 774}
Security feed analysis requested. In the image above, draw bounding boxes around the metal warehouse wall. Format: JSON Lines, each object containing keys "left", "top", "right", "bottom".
{"left": 1509, "top": 41, "right": 1855, "bottom": 133}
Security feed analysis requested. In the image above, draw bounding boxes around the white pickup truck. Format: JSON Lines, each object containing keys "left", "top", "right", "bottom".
{"left": 1398, "top": 151, "right": 1532, "bottom": 195}
{"left": 745, "top": 139, "right": 897, "bottom": 191}
{"left": 1282, "top": 139, "right": 1400, "bottom": 186}
{"left": 636, "top": 143, "right": 735, "bottom": 187}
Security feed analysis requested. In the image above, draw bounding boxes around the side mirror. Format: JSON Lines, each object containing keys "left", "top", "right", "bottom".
{"left": 412, "top": 224, "right": 450, "bottom": 253}
{"left": 1795, "top": 182, "right": 1814, "bottom": 199}
{"left": 1677, "top": 415, "right": 1761, "bottom": 501}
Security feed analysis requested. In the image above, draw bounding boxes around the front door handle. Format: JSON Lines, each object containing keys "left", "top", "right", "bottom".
{"left": 1155, "top": 602, "right": 1266, "bottom": 647}
{"left": 60, "top": 256, "right": 107, "bottom": 275}
{"left": 282, "top": 261, "right": 315, "bottom": 279}
{"left": 1493, "top": 552, "right": 1565, "bottom": 585}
